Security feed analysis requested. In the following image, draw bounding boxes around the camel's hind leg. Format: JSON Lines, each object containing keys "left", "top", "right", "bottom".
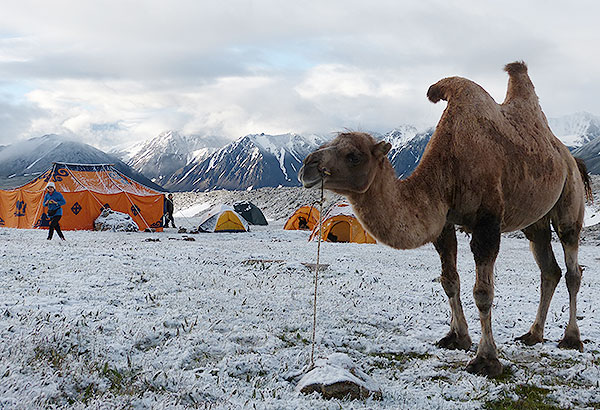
{"left": 550, "top": 170, "right": 585, "bottom": 352}
{"left": 517, "top": 217, "right": 562, "bottom": 345}
{"left": 553, "top": 220, "right": 584, "bottom": 352}
{"left": 433, "top": 223, "right": 471, "bottom": 351}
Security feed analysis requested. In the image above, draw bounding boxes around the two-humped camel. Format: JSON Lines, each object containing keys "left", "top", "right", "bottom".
{"left": 299, "top": 61, "right": 593, "bottom": 377}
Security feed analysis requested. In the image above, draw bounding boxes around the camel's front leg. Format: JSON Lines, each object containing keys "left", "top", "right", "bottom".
{"left": 433, "top": 223, "right": 471, "bottom": 350}
{"left": 466, "top": 213, "right": 503, "bottom": 377}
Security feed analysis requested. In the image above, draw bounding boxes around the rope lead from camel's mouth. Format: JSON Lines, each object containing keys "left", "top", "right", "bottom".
{"left": 310, "top": 179, "right": 325, "bottom": 368}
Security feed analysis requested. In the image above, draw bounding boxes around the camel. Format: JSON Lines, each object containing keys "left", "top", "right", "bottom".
{"left": 299, "top": 61, "right": 593, "bottom": 378}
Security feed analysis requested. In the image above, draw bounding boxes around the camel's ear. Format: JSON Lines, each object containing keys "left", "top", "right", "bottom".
{"left": 372, "top": 141, "right": 392, "bottom": 158}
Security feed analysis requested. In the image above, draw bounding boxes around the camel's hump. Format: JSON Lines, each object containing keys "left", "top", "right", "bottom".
{"left": 504, "top": 61, "right": 528, "bottom": 75}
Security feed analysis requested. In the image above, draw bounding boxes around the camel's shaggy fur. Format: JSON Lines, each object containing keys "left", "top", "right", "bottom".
{"left": 299, "top": 61, "right": 593, "bottom": 377}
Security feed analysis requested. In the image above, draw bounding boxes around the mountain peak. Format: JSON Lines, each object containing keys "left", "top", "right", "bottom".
{"left": 548, "top": 112, "right": 600, "bottom": 148}
{"left": 0, "top": 135, "right": 162, "bottom": 190}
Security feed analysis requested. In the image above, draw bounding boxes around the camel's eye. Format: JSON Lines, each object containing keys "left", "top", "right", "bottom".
{"left": 346, "top": 152, "right": 361, "bottom": 165}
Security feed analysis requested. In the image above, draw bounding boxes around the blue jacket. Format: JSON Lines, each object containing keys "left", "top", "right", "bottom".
{"left": 43, "top": 190, "right": 66, "bottom": 216}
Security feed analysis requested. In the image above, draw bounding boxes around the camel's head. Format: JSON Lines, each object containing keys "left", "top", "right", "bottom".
{"left": 299, "top": 132, "right": 392, "bottom": 195}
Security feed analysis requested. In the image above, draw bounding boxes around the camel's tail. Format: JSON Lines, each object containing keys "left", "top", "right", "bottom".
{"left": 575, "top": 157, "right": 594, "bottom": 203}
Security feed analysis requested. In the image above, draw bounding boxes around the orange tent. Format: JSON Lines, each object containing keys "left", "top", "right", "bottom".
{"left": 309, "top": 202, "right": 376, "bottom": 244}
{"left": 284, "top": 205, "right": 320, "bottom": 231}
{"left": 0, "top": 163, "right": 164, "bottom": 231}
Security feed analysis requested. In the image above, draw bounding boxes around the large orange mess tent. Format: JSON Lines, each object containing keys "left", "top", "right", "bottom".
{"left": 284, "top": 205, "right": 320, "bottom": 231}
{"left": 0, "top": 163, "right": 164, "bottom": 231}
{"left": 309, "top": 202, "right": 376, "bottom": 244}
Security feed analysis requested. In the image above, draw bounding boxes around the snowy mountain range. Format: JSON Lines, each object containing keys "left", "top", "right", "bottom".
{"left": 163, "top": 133, "right": 329, "bottom": 191}
{"left": 1, "top": 112, "right": 599, "bottom": 192}
{"left": 572, "top": 138, "right": 600, "bottom": 174}
{"left": 109, "top": 131, "right": 227, "bottom": 185}
{"left": 547, "top": 112, "right": 600, "bottom": 148}
{"left": 120, "top": 126, "right": 437, "bottom": 192}
{"left": 0, "top": 134, "right": 163, "bottom": 190}
{"left": 383, "top": 126, "right": 435, "bottom": 179}
{"left": 119, "top": 112, "right": 599, "bottom": 192}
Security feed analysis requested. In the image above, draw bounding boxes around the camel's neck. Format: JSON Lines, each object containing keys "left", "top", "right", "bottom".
{"left": 346, "top": 161, "right": 449, "bottom": 249}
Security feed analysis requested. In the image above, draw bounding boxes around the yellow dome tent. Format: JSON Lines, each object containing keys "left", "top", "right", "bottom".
{"left": 198, "top": 204, "right": 249, "bottom": 232}
{"left": 0, "top": 162, "right": 164, "bottom": 231}
{"left": 309, "top": 202, "right": 376, "bottom": 244}
{"left": 284, "top": 205, "right": 320, "bottom": 231}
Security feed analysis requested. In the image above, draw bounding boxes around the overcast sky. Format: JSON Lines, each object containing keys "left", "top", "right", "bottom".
{"left": 1, "top": 0, "right": 599, "bottom": 149}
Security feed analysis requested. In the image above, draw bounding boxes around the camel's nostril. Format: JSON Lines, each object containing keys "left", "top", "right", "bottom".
{"left": 320, "top": 168, "right": 331, "bottom": 176}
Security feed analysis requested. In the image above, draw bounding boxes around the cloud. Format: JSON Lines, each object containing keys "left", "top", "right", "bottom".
{"left": 0, "top": 0, "right": 600, "bottom": 148}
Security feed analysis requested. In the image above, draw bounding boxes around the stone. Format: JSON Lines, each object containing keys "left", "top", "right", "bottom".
{"left": 296, "top": 353, "right": 382, "bottom": 400}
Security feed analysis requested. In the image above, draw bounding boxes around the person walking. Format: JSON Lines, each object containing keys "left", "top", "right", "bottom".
{"left": 43, "top": 181, "right": 66, "bottom": 240}
{"left": 164, "top": 193, "right": 176, "bottom": 228}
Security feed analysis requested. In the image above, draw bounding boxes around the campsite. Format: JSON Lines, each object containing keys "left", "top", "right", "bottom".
{"left": 0, "top": 163, "right": 164, "bottom": 232}
{"left": 1, "top": 185, "right": 600, "bottom": 409}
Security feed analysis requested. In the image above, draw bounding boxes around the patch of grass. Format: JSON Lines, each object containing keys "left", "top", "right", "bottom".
{"left": 370, "top": 351, "right": 432, "bottom": 361}
{"left": 369, "top": 351, "right": 432, "bottom": 370}
{"left": 277, "top": 331, "right": 310, "bottom": 348}
{"left": 429, "top": 374, "right": 452, "bottom": 382}
{"left": 99, "top": 361, "right": 141, "bottom": 396}
{"left": 539, "top": 352, "right": 581, "bottom": 368}
{"left": 32, "top": 345, "right": 68, "bottom": 370}
{"left": 484, "top": 384, "right": 565, "bottom": 410}
{"left": 589, "top": 350, "right": 600, "bottom": 366}
{"left": 492, "top": 364, "right": 515, "bottom": 383}
{"left": 435, "top": 360, "right": 465, "bottom": 372}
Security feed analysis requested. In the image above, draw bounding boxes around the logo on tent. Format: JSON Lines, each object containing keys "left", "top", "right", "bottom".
{"left": 0, "top": 217, "right": 4, "bottom": 226}
{"left": 71, "top": 202, "right": 82, "bottom": 215}
{"left": 131, "top": 205, "right": 140, "bottom": 216}
{"left": 14, "top": 200, "right": 27, "bottom": 216}
{"left": 51, "top": 168, "right": 69, "bottom": 182}
{"left": 34, "top": 214, "right": 51, "bottom": 228}
{"left": 109, "top": 170, "right": 131, "bottom": 185}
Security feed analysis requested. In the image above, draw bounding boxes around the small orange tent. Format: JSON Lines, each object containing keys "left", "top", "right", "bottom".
{"left": 284, "top": 205, "right": 320, "bottom": 231}
{"left": 309, "top": 202, "right": 376, "bottom": 244}
{"left": 0, "top": 163, "right": 164, "bottom": 231}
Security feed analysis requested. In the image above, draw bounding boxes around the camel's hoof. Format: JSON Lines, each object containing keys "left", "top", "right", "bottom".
{"left": 515, "top": 331, "right": 543, "bottom": 346}
{"left": 436, "top": 332, "right": 472, "bottom": 351}
{"left": 465, "top": 356, "right": 503, "bottom": 378}
{"left": 558, "top": 337, "right": 584, "bottom": 352}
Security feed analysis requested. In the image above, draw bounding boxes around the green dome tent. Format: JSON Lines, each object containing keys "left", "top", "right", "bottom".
{"left": 233, "top": 201, "right": 268, "bottom": 225}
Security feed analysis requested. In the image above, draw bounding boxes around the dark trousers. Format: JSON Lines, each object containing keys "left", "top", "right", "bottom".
{"left": 48, "top": 215, "right": 65, "bottom": 240}
{"left": 164, "top": 212, "right": 175, "bottom": 228}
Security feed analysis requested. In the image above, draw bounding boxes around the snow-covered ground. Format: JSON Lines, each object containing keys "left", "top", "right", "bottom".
{"left": 1, "top": 200, "right": 600, "bottom": 408}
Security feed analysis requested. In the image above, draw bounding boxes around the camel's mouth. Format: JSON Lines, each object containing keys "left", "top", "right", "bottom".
{"left": 299, "top": 166, "right": 323, "bottom": 188}
{"left": 298, "top": 160, "right": 323, "bottom": 188}
{"left": 301, "top": 177, "right": 322, "bottom": 189}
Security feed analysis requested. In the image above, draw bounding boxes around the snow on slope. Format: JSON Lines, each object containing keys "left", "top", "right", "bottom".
{"left": 548, "top": 112, "right": 600, "bottom": 147}
{"left": 1, "top": 185, "right": 600, "bottom": 409}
